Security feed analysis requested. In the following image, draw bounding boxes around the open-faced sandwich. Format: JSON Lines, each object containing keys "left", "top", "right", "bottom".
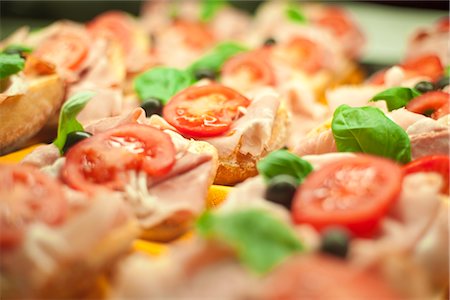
{"left": 22, "top": 92, "right": 218, "bottom": 242}
{"left": 0, "top": 49, "right": 64, "bottom": 154}
{"left": 0, "top": 163, "right": 139, "bottom": 298}
{"left": 110, "top": 147, "right": 448, "bottom": 299}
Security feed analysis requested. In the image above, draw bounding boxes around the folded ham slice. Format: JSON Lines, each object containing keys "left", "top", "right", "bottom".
{"left": 406, "top": 115, "right": 450, "bottom": 160}
{"left": 350, "top": 172, "right": 448, "bottom": 297}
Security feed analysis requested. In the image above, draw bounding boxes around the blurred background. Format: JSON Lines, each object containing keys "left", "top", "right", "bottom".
{"left": 1, "top": 1, "right": 448, "bottom": 66}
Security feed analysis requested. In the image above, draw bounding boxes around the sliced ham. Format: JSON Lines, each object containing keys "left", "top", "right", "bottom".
{"left": 349, "top": 172, "right": 446, "bottom": 296}
{"left": 387, "top": 108, "right": 425, "bottom": 130}
{"left": 77, "top": 38, "right": 126, "bottom": 88}
{"left": 304, "top": 4, "right": 365, "bottom": 59}
{"left": 293, "top": 128, "right": 336, "bottom": 156}
{"left": 275, "top": 77, "right": 329, "bottom": 148}
{"left": 71, "top": 85, "right": 124, "bottom": 124}
{"left": 406, "top": 116, "right": 450, "bottom": 160}
{"left": 302, "top": 152, "right": 356, "bottom": 169}
{"left": 21, "top": 144, "right": 60, "bottom": 168}
{"left": 326, "top": 84, "right": 384, "bottom": 112}
{"left": 407, "top": 22, "right": 449, "bottom": 66}
{"left": 84, "top": 107, "right": 146, "bottom": 135}
{"left": 1, "top": 186, "right": 138, "bottom": 298}
{"left": 123, "top": 150, "right": 214, "bottom": 229}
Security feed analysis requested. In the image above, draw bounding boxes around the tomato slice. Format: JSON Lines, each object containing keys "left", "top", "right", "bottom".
{"left": 173, "top": 20, "right": 215, "bottom": 50}
{"left": 431, "top": 101, "right": 449, "bottom": 119}
{"left": 401, "top": 54, "right": 444, "bottom": 81}
{"left": 34, "top": 33, "right": 88, "bottom": 71}
{"left": 222, "top": 49, "right": 275, "bottom": 87}
{"left": 62, "top": 124, "right": 176, "bottom": 195}
{"left": 292, "top": 155, "right": 403, "bottom": 237}
{"left": 0, "top": 164, "right": 66, "bottom": 250}
{"left": 403, "top": 155, "right": 449, "bottom": 195}
{"left": 163, "top": 84, "right": 251, "bottom": 138}
{"left": 368, "top": 69, "right": 387, "bottom": 85}
{"left": 315, "top": 7, "right": 354, "bottom": 37}
{"left": 87, "top": 11, "right": 134, "bottom": 53}
{"left": 406, "top": 91, "right": 449, "bottom": 119}
{"left": 264, "top": 255, "right": 401, "bottom": 300}
{"left": 437, "top": 17, "right": 450, "bottom": 32}
{"left": 275, "top": 37, "right": 325, "bottom": 74}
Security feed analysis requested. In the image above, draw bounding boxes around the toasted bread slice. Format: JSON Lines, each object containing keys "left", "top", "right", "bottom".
{"left": 0, "top": 74, "right": 64, "bottom": 155}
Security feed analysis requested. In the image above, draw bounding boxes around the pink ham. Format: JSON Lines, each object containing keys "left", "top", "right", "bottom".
{"left": 387, "top": 108, "right": 425, "bottom": 130}
{"left": 349, "top": 173, "right": 447, "bottom": 297}
{"left": 407, "top": 20, "right": 449, "bottom": 66}
{"left": 21, "top": 144, "right": 60, "bottom": 168}
{"left": 84, "top": 107, "right": 146, "bottom": 135}
{"left": 304, "top": 4, "right": 365, "bottom": 59}
{"left": 406, "top": 116, "right": 450, "bottom": 160}
{"left": 127, "top": 150, "right": 214, "bottom": 229}
{"left": 293, "top": 128, "right": 337, "bottom": 156}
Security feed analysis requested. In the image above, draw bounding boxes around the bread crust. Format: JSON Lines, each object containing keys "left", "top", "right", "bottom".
{"left": 0, "top": 74, "right": 64, "bottom": 154}
{"left": 214, "top": 104, "right": 289, "bottom": 186}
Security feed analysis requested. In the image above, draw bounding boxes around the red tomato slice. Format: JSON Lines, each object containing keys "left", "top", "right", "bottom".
{"left": 222, "top": 50, "right": 275, "bottom": 86}
{"left": 0, "top": 164, "right": 66, "bottom": 250}
{"left": 401, "top": 54, "right": 444, "bottom": 81}
{"left": 437, "top": 17, "right": 450, "bottom": 32}
{"left": 431, "top": 101, "right": 449, "bottom": 119}
{"left": 34, "top": 33, "right": 88, "bottom": 71}
{"left": 403, "top": 155, "right": 449, "bottom": 194}
{"left": 315, "top": 7, "right": 354, "bottom": 37}
{"left": 368, "top": 69, "right": 387, "bottom": 85}
{"left": 87, "top": 11, "right": 134, "bottom": 53}
{"left": 264, "top": 255, "right": 401, "bottom": 300}
{"left": 174, "top": 20, "right": 215, "bottom": 50}
{"left": 276, "top": 37, "right": 325, "bottom": 74}
{"left": 62, "top": 124, "right": 176, "bottom": 195}
{"left": 406, "top": 91, "right": 449, "bottom": 119}
{"left": 292, "top": 155, "right": 403, "bottom": 237}
{"left": 163, "top": 84, "right": 251, "bottom": 138}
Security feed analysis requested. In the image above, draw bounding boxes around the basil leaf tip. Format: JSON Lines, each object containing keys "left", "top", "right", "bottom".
{"left": 445, "top": 65, "right": 450, "bottom": 77}
{"left": 187, "top": 42, "right": 248, "bottom": 77}
{"left": 53, "top": 91, "right": 95, "bottom": 154}
{"left": 134, "top": 67, "right": 193, "bottom": 104}
{"left": 285, "top": 4, "right": 307, "bottom": 24}
{"left": 370, "top": 87, "right": 421, "bottom": 111}
{"left": 257, "top": 149, "right": 313, "bottom": 185}
{"left": 0, "top": 53, "right": 25, "bottom": 79}
{"left": 331, "top": 105, "right": 411, "bottom": 164}
{"left": 1, "top": 44, "right": 33, "bottom": 55}
{"left": 200, "top": 0, "right": 226, "bottom": 22}
{"left": 196, "top": 209, "right": 304, "bottom": 274}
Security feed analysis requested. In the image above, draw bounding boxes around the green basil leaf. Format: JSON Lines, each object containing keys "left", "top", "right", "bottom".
{"left": 445, "top": 65, "right": 450, "bottom": 77}
{"left": 331, "top": 105, "right": 411, "bottom": 164}
{"left": 285, "top": 4, "right": 307, "bottom": 24}
{"left": 197, "top": 209, "right": 304, "bottom": 274}
{"left": 0, "top": 53, "right": 25, "bottom": 79}
{"left": 200, "top": 0, "right": 226, "bottom": 22}
{"left": 2, "top": 44, "right": 33, "bottom": 55}
{"left": 169, "top": 0, "right": 181, "bottom": 19}
{"left": 187, "top": 42, "right": 248, "bottom": 77}
{"left": 370, "top": 87, "right": 421, "bottom": 111}
{"left": 53, "top": 91, "right": 95, "bottom": 153}
{"left": 257, "top": 150, "right": 313, "bottom": 185}
{"left": 134, "top": 67, "right": 193, "bottom": 104}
